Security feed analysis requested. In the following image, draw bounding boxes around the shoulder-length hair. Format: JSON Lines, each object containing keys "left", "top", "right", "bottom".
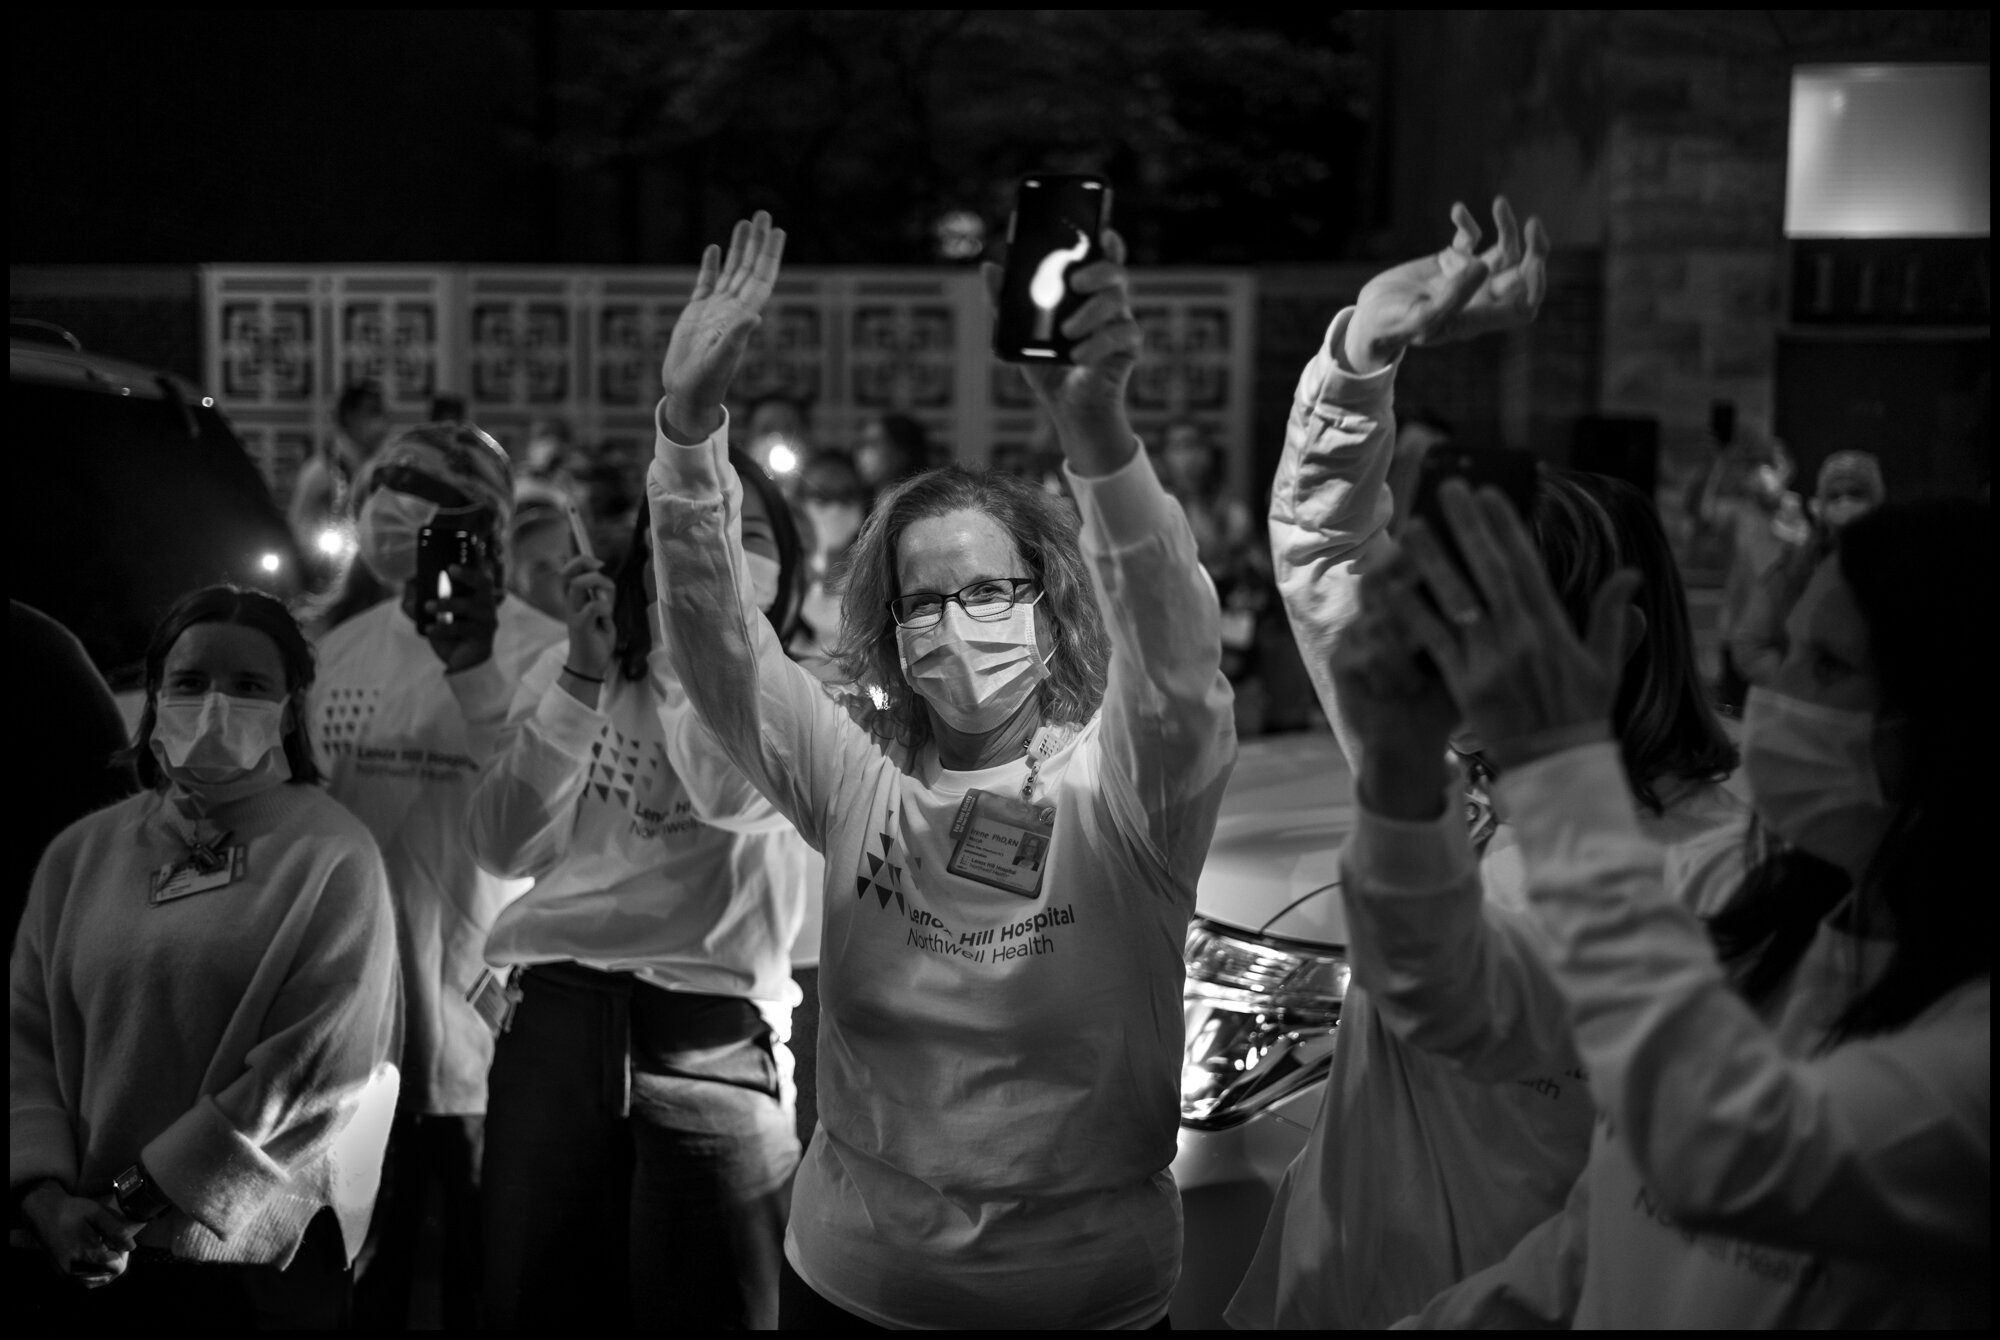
{"left": 123, "top": 585, "right": 322, "bottom": 789}
{"left": 1551, "top": 470, "right": 1739, "bottom": 811}
{"left": 612, "top": 447, "right": 806, "bottom": 684}
{"left": 833, "top": 466, "right": 1110, "bottom": 748}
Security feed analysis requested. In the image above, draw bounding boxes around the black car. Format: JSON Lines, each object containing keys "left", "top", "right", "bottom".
{"left": 10, "top": 323, "right": 304, "bottom": 689}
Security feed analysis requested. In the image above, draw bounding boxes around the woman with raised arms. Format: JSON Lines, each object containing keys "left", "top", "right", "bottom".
{"left": 644, "top": 211, "right": 1235, "bottom": 1329}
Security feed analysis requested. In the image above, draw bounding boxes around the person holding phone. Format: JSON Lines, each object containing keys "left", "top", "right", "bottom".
{"left": 466, "top": 465, "right": 810, "bottom": 1330}
{"left": 1229, "top": 199, "right": 1741, "bottom": 1330}
{"left": 647, "top": 210, "right": 1234, "bottom": 1329}
{"left": 310, "top": 423, "right": 565, "bottom": 1328}
{"left": 11, "top": 586, "right": 398, "bottom": 1328}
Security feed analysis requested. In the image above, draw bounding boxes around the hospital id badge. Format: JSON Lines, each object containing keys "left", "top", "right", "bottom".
{"left": 467, "top": 967, "right": 523, "bottom": 1035}
{"left": 150, "top": 846, "right": 244, "bottom": 904}
{"left": 945, "top": 789, "right": 1056, "bottom": 899}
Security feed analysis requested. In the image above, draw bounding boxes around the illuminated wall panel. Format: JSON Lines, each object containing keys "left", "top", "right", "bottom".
{"left": 1786, "top": 63, "right": 1990, "bottom": 238}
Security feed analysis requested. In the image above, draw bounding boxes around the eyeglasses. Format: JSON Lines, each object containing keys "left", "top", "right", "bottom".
{"left": 886, "top": 578, "right": 1040, "bottom": 630}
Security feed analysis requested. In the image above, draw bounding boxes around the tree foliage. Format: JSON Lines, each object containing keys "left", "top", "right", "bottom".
{"left": 541, "top": 9, "right": 1371, "bottom": 264}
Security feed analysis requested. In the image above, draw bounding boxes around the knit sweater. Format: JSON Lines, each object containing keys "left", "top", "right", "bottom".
{"left": 10, "top": 782, "right": 400, "bottom": 1267}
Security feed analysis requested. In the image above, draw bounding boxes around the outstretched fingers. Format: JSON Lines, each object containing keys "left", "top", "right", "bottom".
{"left": 1520, "top": 217, "right": 1551, "bottom": 307}
{"left": 1448, "top": 202, "right": 1483, "bottom": 259}
{"left": 689, "top": 244, "right": 722, "bottom": 302}
{"left": 1402, "top": 519, "right": 1483, "bottom": 630}
{"left": 719, "top": 218, "right": 750, "bottom": 291}
{"left": 1487, "top": 196, "right": 1523, "bottom": 271}
{"left": 1438, "top": 481, "right": 1525, "bottom": 620}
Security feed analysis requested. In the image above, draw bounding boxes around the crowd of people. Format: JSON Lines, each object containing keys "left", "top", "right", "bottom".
{"left": 10, "top": 196, "right": 1989, "bottom": 1331}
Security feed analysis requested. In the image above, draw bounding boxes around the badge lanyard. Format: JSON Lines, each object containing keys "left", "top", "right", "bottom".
{"left": 150, "top": 810, "right": 243, "bottom": 905}
{"left": 944, "top": 727, "right": 1062, "bottom": 900}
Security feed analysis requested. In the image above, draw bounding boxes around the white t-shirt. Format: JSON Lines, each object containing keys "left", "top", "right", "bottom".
{"left": 311, "top": 595, "right": 565, "bottom": 1115}
{"left": 647, "top": 410, "right": 1237, "bottom": 1329}
{"left": 468, "top": 641, "right": 811, "bottom": 1037}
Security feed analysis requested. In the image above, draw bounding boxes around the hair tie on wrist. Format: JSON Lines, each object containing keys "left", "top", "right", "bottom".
{"left": 563, "top": 665, "right": 606, "bottom": 685}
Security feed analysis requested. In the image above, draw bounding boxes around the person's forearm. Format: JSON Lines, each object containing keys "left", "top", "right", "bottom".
{"left": 660, "top": 392, "right": 724, "bottom": 448}
{"left": 557, "top": 666, "right": 604, "bottom": 711}
{"left": 1269, "top": 309, "right": 1399, "bottom": 769}
{"left": 1054, "top": 404, "right": 1139, "bottom": 479}
{"left": 1357, "top": 748, "right": 1451, "bottom": 822}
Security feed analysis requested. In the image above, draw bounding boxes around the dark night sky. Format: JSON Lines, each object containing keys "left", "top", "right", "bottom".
{"left": 13, "top": 11, "right": 545, "bottom": 262}
{"left": 12, "top": 10, "right": 1375, "bottom": 267}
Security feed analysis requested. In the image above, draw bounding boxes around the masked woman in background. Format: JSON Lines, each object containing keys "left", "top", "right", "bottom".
{"left": 648, "top": 214, "right": 1234, "bottom": 1329}
{"left": 1372, "top": 493, "right": 1989, "bottom": 1327}
{"left": 10, "top": 586, "right": 399, "bottom": 1330}
{"left": 467, "top": 455, "right": 811, "bottom": 1330}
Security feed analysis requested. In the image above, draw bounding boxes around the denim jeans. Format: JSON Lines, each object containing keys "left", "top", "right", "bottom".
{"left": 481, "top": 963, "right": 800, "bottom": 1329}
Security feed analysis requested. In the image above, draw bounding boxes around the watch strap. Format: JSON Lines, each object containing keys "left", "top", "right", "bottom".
{"left": 113, "top": 1162, "right": 173, "bottom": 1222}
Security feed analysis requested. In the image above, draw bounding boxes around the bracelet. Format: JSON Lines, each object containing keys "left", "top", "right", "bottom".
{"left": 562, "top": 665, "right": 606, "bottom": 685}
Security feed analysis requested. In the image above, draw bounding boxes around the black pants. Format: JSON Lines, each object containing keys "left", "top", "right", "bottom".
{"left": 778, "top": 1258, "right": 1174, "bottom": 1331}
{"left": 481, "top": 963, "right": 799, "bottom": 1330}
{"left": 352, "top": 1111, "right": 483, "bottom": 1330}
{"left": 10, "top": 1205, "right": 351, "bottom": 1329}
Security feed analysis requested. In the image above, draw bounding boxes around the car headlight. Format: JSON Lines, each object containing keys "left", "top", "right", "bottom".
{"left": 1181, "top": 918, "right": 1348, "bottom": 1131}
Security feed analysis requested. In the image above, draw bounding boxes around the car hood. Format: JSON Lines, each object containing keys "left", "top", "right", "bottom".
{"left": 1194, "top": 731, "right": 1355, "bottom": 949}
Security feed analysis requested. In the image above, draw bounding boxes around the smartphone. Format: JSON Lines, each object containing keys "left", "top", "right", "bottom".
{"left": 1408, "top": 446, "right": 1541, "bottom": 582}
{"left": 992, "top": 174, "right": 1112, "bottom": 365}
{"left": 562, "top": 498, "right": 595, "bottom": 562}
{"left": 415, "top": 524, "right": 487, "bottom": 633}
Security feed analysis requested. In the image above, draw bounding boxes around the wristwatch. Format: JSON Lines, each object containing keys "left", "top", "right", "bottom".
{"left": 111, "top": 1163, "right": 174, "bottom": 1222}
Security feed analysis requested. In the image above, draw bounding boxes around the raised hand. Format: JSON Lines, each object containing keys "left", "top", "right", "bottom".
{"left": 660, "top": 211, "right": 789, "bottom": 444}
{"left": 1391, "top": 480, "right": 1637, "bottom": 772}
{"left": 559, "top": 553, "right": 617, "bottom": 684}
{"left": 413, "top": 560, "right": 502, "bottom": 675}
{"left": 983, "top": 229, "right": 1143, "bottom": 476}
{"left": 1346, "top": 197, "right": 1551, "bottom": 376}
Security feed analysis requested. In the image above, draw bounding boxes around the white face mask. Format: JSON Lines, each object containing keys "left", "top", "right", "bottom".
{"left": 355, "top": 488, "right": 440, "bottom": 585}
{"left": 745, "top": 551, "right": 783, "bottom": 614}
{"left": 897, "top": 600, "right": 1047, "bottom": 736}
{"left": 1742, "top": 687, "right": 1896, "bottom": 875}
{"left": 151, "top": 693, "right": 292, "bottom": 804}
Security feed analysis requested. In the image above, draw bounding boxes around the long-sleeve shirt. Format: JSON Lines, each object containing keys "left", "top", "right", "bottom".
{"left": 311, "top": 596, "right": 565, "bottom": 1115}
{"left": 1411, "top": 743, "right": 1989, "bottom": 1327}
{"left": 646, "top": 405, "right": 1235, "bottom": 1329}
{"left": 466, "top": 640, "right": 810, "bottom": 1033}
{"left": 10, "top": 783, "right": 400, "bottom": 1266}
{"left": 1231, "top": 310, "right": 1744, "bottom": 1329}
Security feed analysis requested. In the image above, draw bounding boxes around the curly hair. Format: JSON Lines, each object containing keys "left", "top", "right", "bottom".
{"left": 832, "top": 467, "right": 1110, "bottom": 748}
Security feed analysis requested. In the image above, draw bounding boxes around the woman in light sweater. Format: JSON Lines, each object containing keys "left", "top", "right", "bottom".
{"left": 1361, "top": 492, "right": 1989, "bottom": 1326}
{"left": 10, "top": 586, "right": 399, "bottom": 1329}
{"left": 467, "top": 456, "right": 812, "bottom": 1330}
{"left": 648, "top": 214, "right": 1234, "bottom": 1328}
